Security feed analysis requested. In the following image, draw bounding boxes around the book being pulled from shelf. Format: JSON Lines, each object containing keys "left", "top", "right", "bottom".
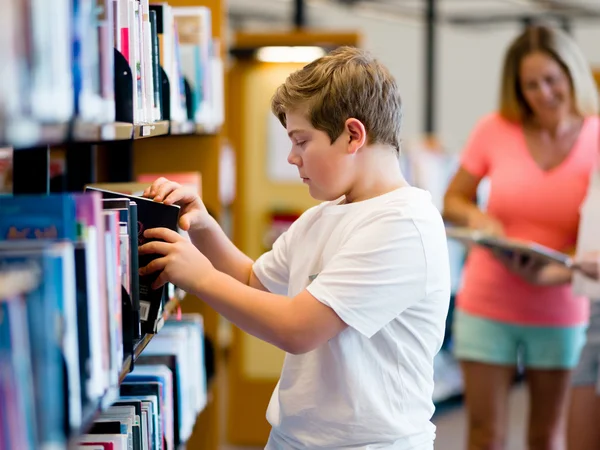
{"left": 86, "top": 185, "right": 180, "bottom": 334}
{"left": 446, "top": 226, "right": 573, "bottom": 267}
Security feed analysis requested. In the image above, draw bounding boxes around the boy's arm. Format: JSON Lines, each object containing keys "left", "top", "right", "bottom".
{"left": 187, "top": 214, "right": 264, "bottom": 288}
{"left": 191, "top": 271, "right": 346, "bottom": 355}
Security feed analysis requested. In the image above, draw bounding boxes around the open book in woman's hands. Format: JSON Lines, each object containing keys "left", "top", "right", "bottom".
{"left": 446, "top": 227, "right": 573, "bottom": 268}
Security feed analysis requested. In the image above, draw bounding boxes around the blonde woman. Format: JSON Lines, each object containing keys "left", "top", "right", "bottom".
{"left": 443, "top": 26, "right": 599, "bottom": 450}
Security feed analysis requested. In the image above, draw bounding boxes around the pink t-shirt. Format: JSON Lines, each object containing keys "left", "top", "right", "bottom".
{"left": 457, "top": 113, "right": 599, "bottom": 327}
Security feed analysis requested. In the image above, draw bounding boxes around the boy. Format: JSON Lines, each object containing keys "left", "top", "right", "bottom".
{"left": 139, "top": 47, "right": 451, "bottom": 449}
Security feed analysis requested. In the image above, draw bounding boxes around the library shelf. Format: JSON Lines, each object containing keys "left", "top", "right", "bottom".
{"left": 8, "top": 120, "right": 70, "bottom": 149}
{"left": 170, "top": 120, "right": 196, "bottom": 135}
{"left": 119, "top": 296, "right": 181, "bottom": 383}
{"left": 195, "top": 123, "right": 219, "bottom": 135}
{"left": 67, "top": 296, "right": 180, "bottom": 448}
{"left": 73, "top": 121, "right": 134, "bottom": 142}
{"left": 133, "top": 120, "right": 170, "bottom": 139}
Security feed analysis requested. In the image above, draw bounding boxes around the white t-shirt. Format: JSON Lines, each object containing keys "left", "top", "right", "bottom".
{"left": 253, "top": 187, "right": 451, "bottom": 450}
{"left": 574, "top": 166, "right": 600, "bottom": 299}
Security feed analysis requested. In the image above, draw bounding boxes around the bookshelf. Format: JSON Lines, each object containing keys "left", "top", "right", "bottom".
{"left": 1, "top": 0, "right": 226, "bottom": 448}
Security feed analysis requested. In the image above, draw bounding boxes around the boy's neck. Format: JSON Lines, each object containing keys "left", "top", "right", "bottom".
{"left": 344, "top": 145, "right": 409, "bottom": 204}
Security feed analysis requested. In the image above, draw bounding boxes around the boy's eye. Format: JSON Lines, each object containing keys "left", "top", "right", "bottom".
{"left": 296, "top": 141, "right": 306, "bottom": 146}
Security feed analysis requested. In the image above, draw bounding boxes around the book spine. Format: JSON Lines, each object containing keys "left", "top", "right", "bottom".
{"left": 149, "top": 11, "right": 162, "bottom": 121}
{"left": 141, "top": 0, "right": 156, "bottom": 122}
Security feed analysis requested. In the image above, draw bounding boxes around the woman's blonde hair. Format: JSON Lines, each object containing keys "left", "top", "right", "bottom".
{"left": 271, "top": 46, "right": 402, "bottom": 152}
{"left": 499, "top": 25, "right": 599, "bottom": 121}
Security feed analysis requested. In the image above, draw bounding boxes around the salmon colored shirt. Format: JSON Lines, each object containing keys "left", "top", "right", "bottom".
{"left": 457, "top": 113, "right": 599, "bottom": 327}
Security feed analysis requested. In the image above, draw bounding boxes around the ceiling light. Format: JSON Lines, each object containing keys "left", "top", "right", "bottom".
{"left": 256, "top": 46, "right": 326, "bottom": 63}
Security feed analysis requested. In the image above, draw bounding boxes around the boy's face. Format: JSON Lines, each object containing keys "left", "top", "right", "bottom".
{"left": 285, "top": 110, "right": 356, "bottom": 201}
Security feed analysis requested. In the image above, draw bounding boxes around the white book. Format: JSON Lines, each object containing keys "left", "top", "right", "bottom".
{"left": 82, "top": 230, "right": 109, "bottom": 399}
{"left": 129, "top": 0, "right": 142, "bottom": 123}
{"left": 50, "top": 242, "right": 83, "bottom": 430}
{"left": 136, "top": 0, "right": 148, "bottom": 123}
{"left": 113, "top": 0, "right": 121, "bottom": 50}
{"left": 0, "top": 0, "right": 20, "bottom": 121}
{"left": 76, "top": 0, "right": 103, "bottom": 122}
{"left": 141, "top": 0, "right": 157, "bottom": 122}
{"left": 446, "top": 226, "right": 572, "bottom": 267}
{"left": 172, "top": 7, "right": 212, "bottom": 125}
{"left": 30, "top": 0, "right": 74, "bottom": 122}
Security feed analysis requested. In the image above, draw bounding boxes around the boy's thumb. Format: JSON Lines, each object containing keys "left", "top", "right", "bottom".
{"left": 179, "top": 215, "right": 190, "bottom": 231}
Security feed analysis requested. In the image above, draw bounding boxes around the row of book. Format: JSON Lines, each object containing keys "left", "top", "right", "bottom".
{"left": 0, "top": 183, "right": 185, "bottom": 449}
{"left": 0, "top": 0, "right": 224, "bottom": 146}
{"left": 73, "top": 316, "right": 207, "bottom": 450}
{"left": 2, "top": 288, "right": 206, "bottom": 450}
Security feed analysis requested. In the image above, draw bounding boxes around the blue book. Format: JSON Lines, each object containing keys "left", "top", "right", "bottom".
{"left": 0, "top": 245, "right": 69, "bottom": 449}
{"left": 0, "top": 294, "right": 38, "bottom": 450}
{"left": 0, "top": 194, "right": 77, "bottom": 241}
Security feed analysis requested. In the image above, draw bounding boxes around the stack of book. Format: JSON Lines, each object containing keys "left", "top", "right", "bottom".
{"left": 73, "top": 315, "right": 207, "bottom": 450}
{"left": 1, "top": 0, "right": 224, "bottom": 147}
{"left": 0, "top": 188, "right": 198, "bottom": 449}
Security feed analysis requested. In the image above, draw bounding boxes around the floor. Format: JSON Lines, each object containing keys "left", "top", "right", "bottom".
{"left": 220, "top": 385, "right": 529, "bottom": 450}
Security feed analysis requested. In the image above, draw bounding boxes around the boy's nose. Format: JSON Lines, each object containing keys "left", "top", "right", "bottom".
{"left": 288, "top": 151, "right": 301, "bottom": 167}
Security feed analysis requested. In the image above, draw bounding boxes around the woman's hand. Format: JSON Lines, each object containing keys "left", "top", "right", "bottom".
{"left": 138, "top": 228, "right": 215, "bottom": 294}
{"left": 467, "top": 209, "right": 504, "bottom": 237}
{"left": 143, "top": 177, "right": 210, "bottom": 231}
{"left": 491, "top": 250, "right": 573, "bottom": 286}
{"left": 572, "top": 251, "right": 600, "bottom": 281}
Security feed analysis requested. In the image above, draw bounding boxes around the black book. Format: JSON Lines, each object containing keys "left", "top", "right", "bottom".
{"left": 74, "top": 244, "right": 92, "bottom": 409}
{"left": 85, "top": 187, "right": 180, "bottom": 334}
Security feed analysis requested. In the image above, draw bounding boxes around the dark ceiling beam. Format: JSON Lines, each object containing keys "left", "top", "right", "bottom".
{"left": 294, "top": 0, "right": 306, "bottom": 28}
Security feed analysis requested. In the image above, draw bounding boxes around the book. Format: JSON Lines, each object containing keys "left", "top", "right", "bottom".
{"left": 85, "top": 186, "right": 180, "bottom": 334}
{"left": 445, "top": 227, "right": 572, "bottom": 267}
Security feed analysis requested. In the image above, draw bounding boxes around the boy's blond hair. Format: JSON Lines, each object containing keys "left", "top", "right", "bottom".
{"left": 271, "top": 46, "right": 402, "bottom": 152}
{"left": 499, "top": 25, "right": 599, "bottom": 121}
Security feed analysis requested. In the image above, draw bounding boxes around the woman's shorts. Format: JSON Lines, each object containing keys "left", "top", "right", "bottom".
{"left": 572, "top": 301, "right": 600, "bottom": 389}
{"left": 452, "top": 309, "right": 587, "bottom": 369}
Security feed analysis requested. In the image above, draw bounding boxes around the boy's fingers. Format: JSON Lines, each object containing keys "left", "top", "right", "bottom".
{"left": 163, "top": 189, "right": 188, "bottom": 205}
{"left": 148, "top": 177, "right": 169, "bottom": 196}
{"left": 154, "top": 181, "right": 180, "bottom": 202}
{"left": 139, "top": 257, "right": 167, "bottom": 276}
{"left": 151, "top": 271, "right": 169, "bottom": 290}
{"left": 143, "top": 227, "right": 183, "bottom": 243}
{"left": 138, "top": 240, "right": 172, "bottom": 256}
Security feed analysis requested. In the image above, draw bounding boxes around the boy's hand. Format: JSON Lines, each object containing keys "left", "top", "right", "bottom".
{"left": 572, "top": 251, "right": 600, "bottom": 281}
{"left": 138, "top": 228, "right": 215, "bottom": 293}
{"left": 143, "top": 177, "right": 210, "bottom": 231}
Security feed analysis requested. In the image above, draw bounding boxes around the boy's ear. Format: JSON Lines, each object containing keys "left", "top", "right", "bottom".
{"left": 345, "top": 118, "right": 367, "bottom": 154}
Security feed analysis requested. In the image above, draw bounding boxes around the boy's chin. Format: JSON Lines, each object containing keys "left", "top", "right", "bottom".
{"left": 308, "top": 187, "right": 343, "bottom": 202}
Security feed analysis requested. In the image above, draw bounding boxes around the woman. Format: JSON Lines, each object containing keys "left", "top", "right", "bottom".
{"left": 443, "top": 25, "right": 599, "bottom": 450}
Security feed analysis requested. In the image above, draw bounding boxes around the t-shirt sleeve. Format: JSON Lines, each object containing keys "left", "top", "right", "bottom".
{"left": 459, "top": 115, "right": 495, "bottom": 178}
{"left": 306, "top": 211, "right": 428, "bottom": 338}
{"left": 253, "top": 227, "right": 292, "bottom": 295}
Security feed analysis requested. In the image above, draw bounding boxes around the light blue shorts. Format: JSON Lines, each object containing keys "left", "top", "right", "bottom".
{"left": 452, "top": 310, "right": 587, "bottom": 369}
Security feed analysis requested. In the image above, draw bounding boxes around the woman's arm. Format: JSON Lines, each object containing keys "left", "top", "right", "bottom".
{"left": 443, "top": 167, "right": 504, "bottom": 236}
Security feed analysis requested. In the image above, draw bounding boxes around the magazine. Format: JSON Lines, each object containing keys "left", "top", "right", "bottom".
{"left": 446, "top": 227, "right": 572, "bottom": 267}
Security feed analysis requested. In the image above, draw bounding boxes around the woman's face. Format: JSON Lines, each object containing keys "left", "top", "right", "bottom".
{"left": 519, "top": 51, "right": 574, "bottom": 124}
